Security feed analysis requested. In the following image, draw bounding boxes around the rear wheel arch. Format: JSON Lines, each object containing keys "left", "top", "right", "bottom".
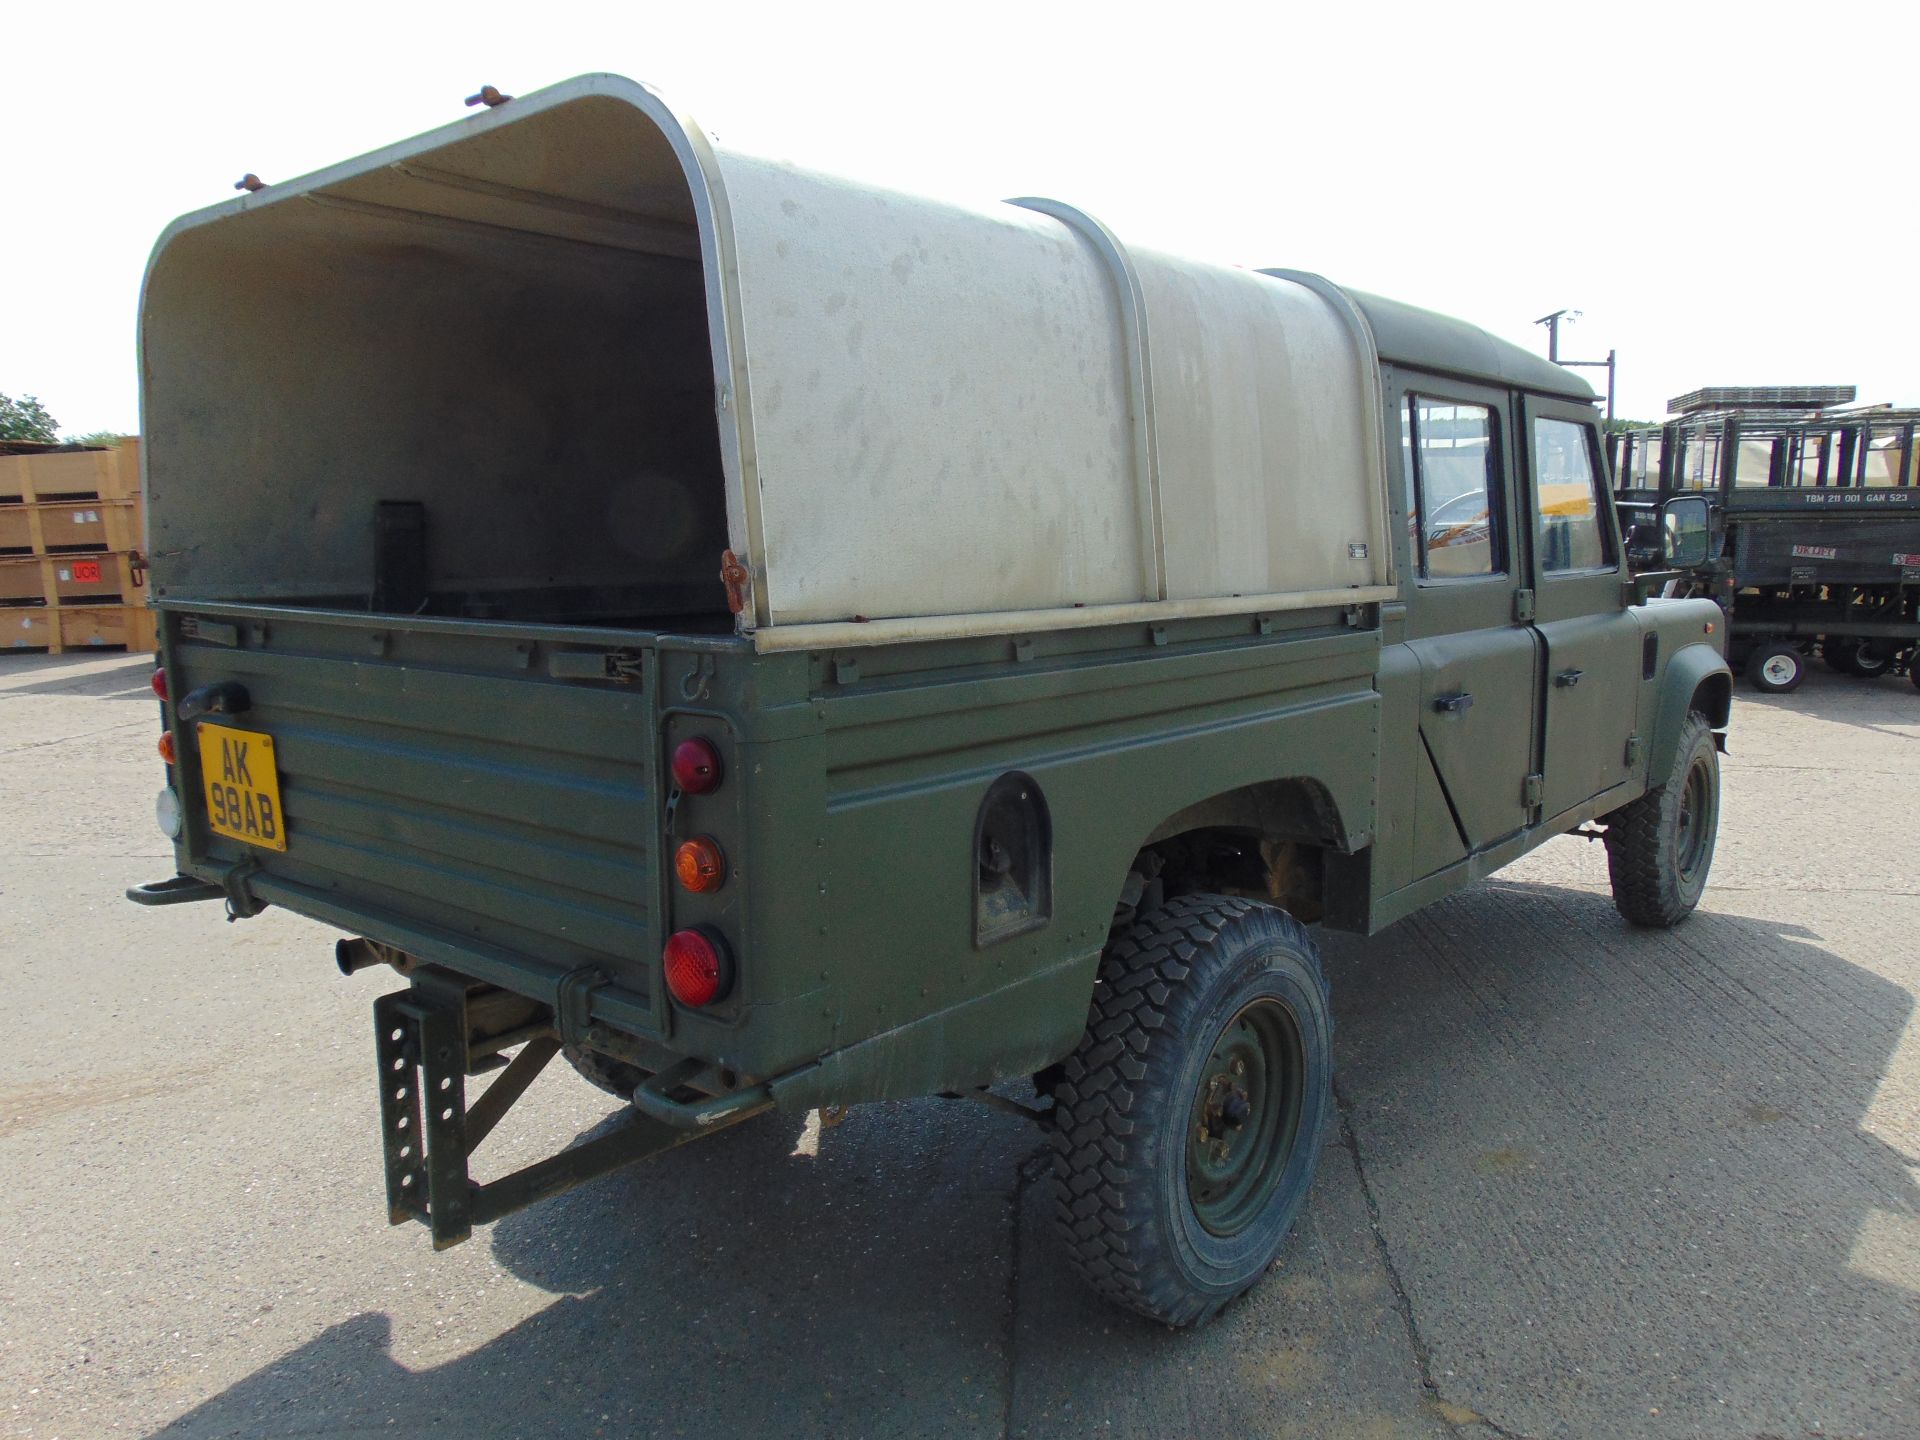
{"left": 1117, "top": 775, "right": 1357, "bottom": 930}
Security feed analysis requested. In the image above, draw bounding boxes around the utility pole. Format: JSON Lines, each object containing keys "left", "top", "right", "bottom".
{"left": 1534, "top": 309, "right": 1617, "bottom": 426}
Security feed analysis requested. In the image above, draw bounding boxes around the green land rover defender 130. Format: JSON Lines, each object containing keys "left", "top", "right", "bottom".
{"left": 129, "top": 75, "right": 1728, "bottom": 1326}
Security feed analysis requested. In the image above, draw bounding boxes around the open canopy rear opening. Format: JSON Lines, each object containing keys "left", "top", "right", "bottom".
{"left": 141, "top": 92, "right": 734, "bottom": 629}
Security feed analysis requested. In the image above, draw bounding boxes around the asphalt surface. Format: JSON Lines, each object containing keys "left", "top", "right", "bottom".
{"left": 3, "top": 652, "right": 1916, "bottom": 1439}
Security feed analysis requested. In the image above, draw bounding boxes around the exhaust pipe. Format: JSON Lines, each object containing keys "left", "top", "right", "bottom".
{"left": 336, "top": 938, "right": 387, "bottom": 976}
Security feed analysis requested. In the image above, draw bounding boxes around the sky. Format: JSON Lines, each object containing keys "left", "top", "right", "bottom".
{"left": 4, "top": 0, "right": 1916, "bottom": 435}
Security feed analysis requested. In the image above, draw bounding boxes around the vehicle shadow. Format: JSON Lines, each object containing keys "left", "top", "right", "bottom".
{"left": 147, "top": 881, "right": 1918, "bottom": 1439}
{"left": 150, "top": 1085, "right": 1039, "bottom": 1440}
{"left": 0, "top": 650, "right": 152, "bottom": 700}
{"left": 1319, "top": 879, "right": 1920, "bottom": 1438}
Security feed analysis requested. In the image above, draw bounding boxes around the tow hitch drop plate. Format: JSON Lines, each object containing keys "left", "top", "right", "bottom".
{"left": 375, "top": 982, "right": 477, "bottom": 1246}
{"left": 373, "top": 967, "right": 716, "bottom": 1249}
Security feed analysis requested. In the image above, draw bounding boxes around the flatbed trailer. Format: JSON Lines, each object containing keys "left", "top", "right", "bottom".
{"left": 1613, "top": 391, "right": 1920, "bottom": 692}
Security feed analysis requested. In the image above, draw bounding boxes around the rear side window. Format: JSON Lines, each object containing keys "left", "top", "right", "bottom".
{"left": 1402, "top": 396, "right": 1504, "bottom": 580}
{"left": 1533, "top": 418, "right": 1613, "bottom": 572}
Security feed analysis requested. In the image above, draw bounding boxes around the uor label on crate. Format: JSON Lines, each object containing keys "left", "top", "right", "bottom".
{"left": 67, "top": 560, "right": 103, "bottom": 583}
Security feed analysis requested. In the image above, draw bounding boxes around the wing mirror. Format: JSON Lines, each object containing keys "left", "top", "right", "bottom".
{"left": 1660, "top": 495, "right": 1711, "bottom": 569}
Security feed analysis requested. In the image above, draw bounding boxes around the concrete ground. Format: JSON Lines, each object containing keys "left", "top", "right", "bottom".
{"left": 2, "top": 651, "right": 1916, "bottom": 1439}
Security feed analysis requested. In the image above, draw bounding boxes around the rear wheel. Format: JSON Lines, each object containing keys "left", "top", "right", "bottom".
{"left": 1050, "top": 895, "right": 1333, "bottom": 1327}
{"left": 1750, "top": 642, "right": 1805, "bottom": 694}
{"left": 1604, "top": 710, "right": 1720, "bottom": 927}
{"left": 1823, "top": 638, "right": 1857, "bottom": 675}
{"left": 1846, "top": 642, "right": 1893, "bottom": 679}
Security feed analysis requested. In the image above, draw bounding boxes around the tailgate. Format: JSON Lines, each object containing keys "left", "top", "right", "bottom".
{"left": 163, "top": 604, "right": 665, "bottom": 1014}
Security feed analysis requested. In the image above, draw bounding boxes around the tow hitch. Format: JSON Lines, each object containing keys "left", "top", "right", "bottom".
{"left": 374, "top": 965, "right": 748, "bottom": 1249}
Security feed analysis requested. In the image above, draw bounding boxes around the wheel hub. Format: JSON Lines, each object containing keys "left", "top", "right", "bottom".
{"left": 1185, "top": 999, "right": 1307, "bottom": 1237}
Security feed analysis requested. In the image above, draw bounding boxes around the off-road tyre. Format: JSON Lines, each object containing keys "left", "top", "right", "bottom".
{"left": 1049, "top": 894, "right": 1333, "bottom": 1328}
{"left": 1749, "top": 642, "right": 1805, "bottom": 694}
{"left": 562, "top": 1044, "right": 645, "bottom": 1100}
{"left": 1604, "top": 710, "right": 1720, "bottom": 927}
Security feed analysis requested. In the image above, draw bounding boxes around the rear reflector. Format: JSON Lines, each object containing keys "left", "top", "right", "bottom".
{"left": 670, "top": 737, "right": 723, "bottom": 794}
{"left": 662, "top": 927, "right": 732, "bottom": 1007}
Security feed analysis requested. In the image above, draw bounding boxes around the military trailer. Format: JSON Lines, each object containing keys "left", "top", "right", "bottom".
{"left": 129, "top": 75, "right": 1729, "bottom": 1326}
{"left": 1614, "top": 386, "right": 1920, "bottom": 693}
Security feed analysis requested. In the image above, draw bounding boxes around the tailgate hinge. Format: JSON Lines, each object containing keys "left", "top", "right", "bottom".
{"left": 1523, "top": 772, "right": 1544, "bottom": 813}
{"left": 1512, "top": 588, "right": 1536, "bottom": 624}
{"left": 548, "top": 648, "right": 648, "bottom": 682}
{"left": 604, "top": 649, "right": 648, "bottom": 681}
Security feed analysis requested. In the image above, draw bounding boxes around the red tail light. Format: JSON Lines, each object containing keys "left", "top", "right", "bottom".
{"left": 662, "top": 927, "right": 732, "bottom": 1007}
{"left": 670, "top": 737, "right": 723, "bottom": 794}
{"left": 151, "top": 666, "right": 169, "bottom": 702}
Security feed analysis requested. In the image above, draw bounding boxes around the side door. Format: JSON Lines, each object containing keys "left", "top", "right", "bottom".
{"left": 1399, "top": 380, "right": 1542, "bottom": 871}
{"left": 1521, "top": 397, "right": 1641, "bottom": 819}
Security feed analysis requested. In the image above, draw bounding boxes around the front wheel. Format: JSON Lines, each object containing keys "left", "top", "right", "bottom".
{"left": 1604, "top": 710, "right": 1720, "bottom": 927}
{"left": 1750, "top": 642, "right": 1805, "bottom": 694}
{"left": 1050, "top": 895, "right": 1333, "bottom": 1327}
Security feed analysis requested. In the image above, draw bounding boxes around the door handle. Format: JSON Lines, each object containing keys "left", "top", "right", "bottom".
{"left": 1432, "top": 691, "right": 1474, "bottom": 715}
{"left": 1554, "top": 668, "right": 1585, "bottom": 688}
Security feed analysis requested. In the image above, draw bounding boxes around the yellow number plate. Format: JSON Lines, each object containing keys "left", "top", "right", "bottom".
{"left": 197, "top": 724, "right": 287, "bottom": 852}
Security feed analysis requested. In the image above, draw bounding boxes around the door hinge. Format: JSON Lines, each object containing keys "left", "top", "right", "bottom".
{"left": 1625, "top": 733, "right": 1642, "bottom": 767}
{"left": 1513, "top": 588, "right": 1536, "bottom": 624}
{"left": 1523, "top": 773, "right": 1543, "bottom": 809}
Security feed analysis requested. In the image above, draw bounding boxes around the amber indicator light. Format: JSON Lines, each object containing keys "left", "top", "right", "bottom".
{"left": 157, "top": 731, "right": 177, "bottom": 765}
{"left": 674, "top": 836, "right": 728, "bottom": 893}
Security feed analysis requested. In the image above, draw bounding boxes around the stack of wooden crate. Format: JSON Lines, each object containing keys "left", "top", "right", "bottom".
{"left": 0, "top": 439, "right": 156, "bottom": 656}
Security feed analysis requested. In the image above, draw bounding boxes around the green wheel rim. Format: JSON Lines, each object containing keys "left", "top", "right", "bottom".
{"left": 1185, "top": 997, "right": 1307, "bottom": 1237}
{"left": 1676, "top": 754, "right": 1713, "bottom": 881}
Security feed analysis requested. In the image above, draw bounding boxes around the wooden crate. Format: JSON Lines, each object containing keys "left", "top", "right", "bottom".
{"left": 0, "top": 440, "right": 139, "bottom": 504}
{"left": 1, "top": 609, "right": 53, "bottom": 651}
{"left": 0, "top": 551, "right": 144, "bottom": 605}
{"left": 0, "top": 498, "right": 142, "bottom": 556}
{"left": 0, "top": 604, "right": 156, "bottom": 656}
{"left": 58, "top": 604, "right": 157, "bottom": 654}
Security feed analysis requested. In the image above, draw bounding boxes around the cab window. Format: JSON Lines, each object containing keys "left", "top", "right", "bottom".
{"left": 1533, "top": 418, "right": 1612, "bottom": 572}
{"left": 1402, "top": 396, "right": 1504, "bottom": 580}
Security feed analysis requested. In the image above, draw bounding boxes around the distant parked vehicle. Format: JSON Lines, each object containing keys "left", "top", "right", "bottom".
{"left": 1614, "top": 386, "right": 1920, "bottom": 694}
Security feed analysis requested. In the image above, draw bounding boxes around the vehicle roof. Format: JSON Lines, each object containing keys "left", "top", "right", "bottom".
{"left": 1344, "top": 289, "right": 1596, "bottom": 402}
